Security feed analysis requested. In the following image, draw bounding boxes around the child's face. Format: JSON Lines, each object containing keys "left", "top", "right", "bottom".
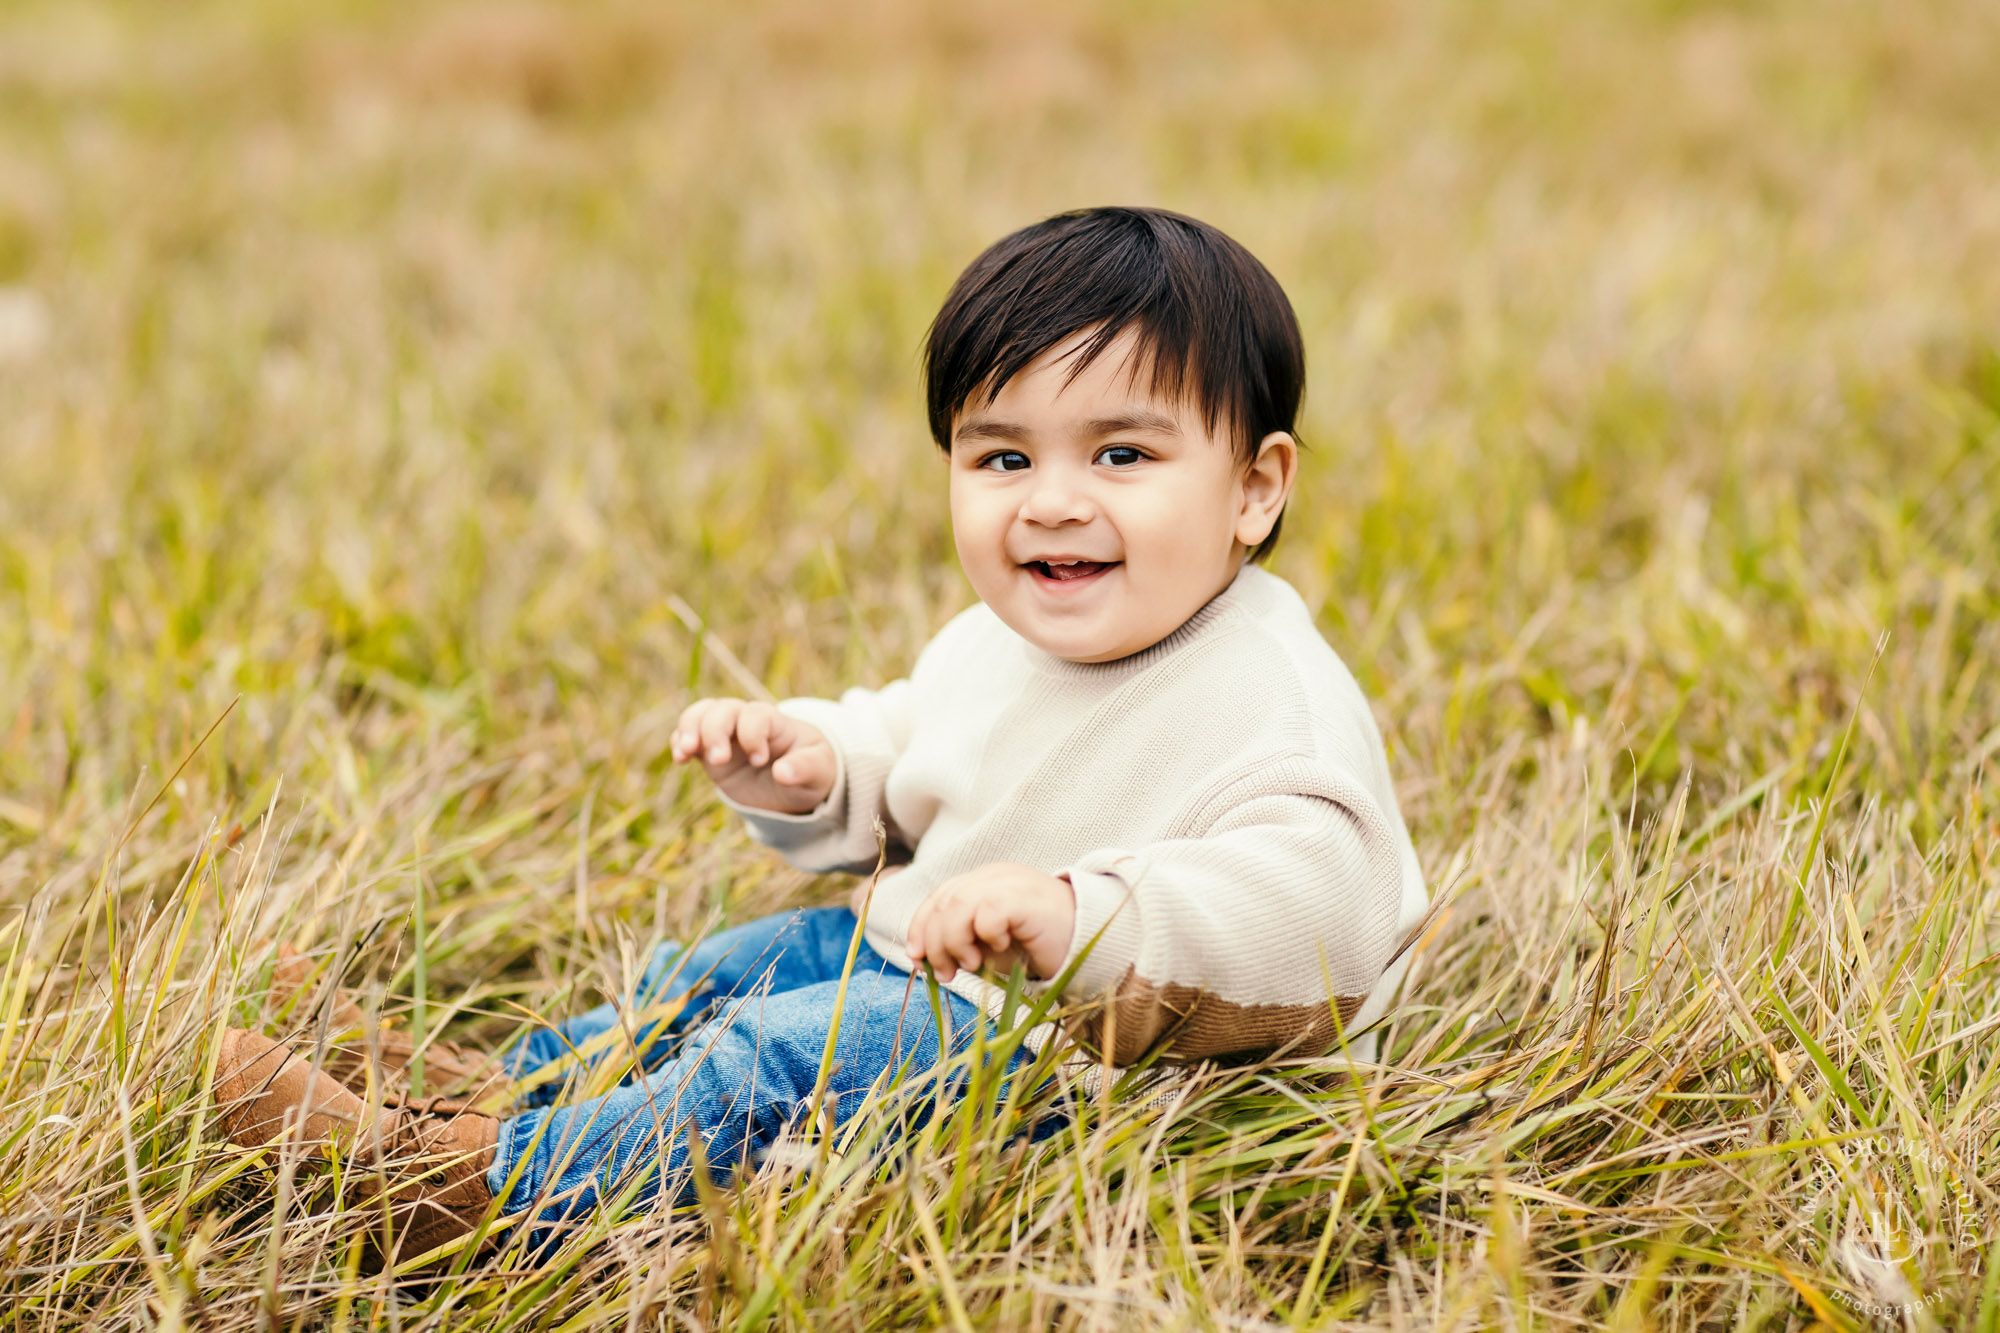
{"left": 947, "top": 329, "right": 1295, "bottom": 663}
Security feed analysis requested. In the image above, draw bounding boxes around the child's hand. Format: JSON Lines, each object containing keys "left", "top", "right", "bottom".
{"left": 671, "top": 699, "right": 837, "bottom": 815}
{"left": 905, "top": 862, "right": 1076, "bottom": 983}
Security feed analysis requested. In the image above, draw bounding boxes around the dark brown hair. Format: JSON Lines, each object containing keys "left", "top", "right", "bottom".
{"left": 924, "top": 206, "right": 1305, "bottom": 560}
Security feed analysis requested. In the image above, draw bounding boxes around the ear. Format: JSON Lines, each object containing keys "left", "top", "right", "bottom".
{"left": 1235, "top": 431, "right": 1298, "bottom": 548}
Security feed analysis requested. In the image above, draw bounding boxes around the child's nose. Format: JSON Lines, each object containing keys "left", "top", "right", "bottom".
{"left": 1018, "top": 473, "right": 1096, "bottom": 526}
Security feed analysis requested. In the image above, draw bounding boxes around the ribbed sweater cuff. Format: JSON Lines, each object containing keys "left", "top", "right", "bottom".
{"left": 1059, "top": 867, "right": 1143, "bottom": 996}
{"left": 719, "top": 695, "right": 904, "bottom": 872}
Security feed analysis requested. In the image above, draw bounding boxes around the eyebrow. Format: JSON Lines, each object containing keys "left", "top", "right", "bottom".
{"left": 1081, "top": 410, "right": 1184, "bottom": 438}
{"left": 952, "top": 417, "right": 1033, "bottom": 445}
{"left": 952, "top": 408, "right": 1185, "bottom": 446}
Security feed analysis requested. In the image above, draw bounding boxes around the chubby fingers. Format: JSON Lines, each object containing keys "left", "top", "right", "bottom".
{"left": 698, "top": 699, "right": 747, "bottom": 766}
{"left": 906, "top": 895, "right": 977, "bottom": 981}
{"left": 669, "top": 700, "right": 709, "bottom": 762}
{"left": 970, "top": 899, "right": 1018, "bottom": 956}
{"left": 671, "top": 698, "right": 785, "bottom": 770}
{"left": 672, "top": 698, "right": 745, "bottom": 766}
{"left": 907, "top": 886, "right": 1026, "bottom": 982}
{"left": 937, "top": 901, "right": 984, "bottom": 976}
{"left": 905, "top": 895, "right": 936, "bottom": 967}
{"left": 974, "top": 899, "right": 1035, "bottom": 976}
{"left": 734, "top": 701, "right": 779, "bottom": 766}
{"left": 741, "top": 705, "right": 835, "bottom": 793}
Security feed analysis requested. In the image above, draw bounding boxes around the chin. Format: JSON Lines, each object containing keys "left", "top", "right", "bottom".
{"left": 1033, "top": 627, "right": 1134, "bottom": 663}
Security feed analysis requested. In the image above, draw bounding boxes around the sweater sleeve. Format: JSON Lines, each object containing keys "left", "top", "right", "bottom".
{"left": 1049, "top": 789, "right": 1406, "bottom": 1064}
{"left": 720, "top": 681, "right": 914, "bottom": 875}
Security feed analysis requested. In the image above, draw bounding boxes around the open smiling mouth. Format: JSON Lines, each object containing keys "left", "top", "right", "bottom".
{"left": 1026, "top": 559, "right": 1118, "bottom": 585}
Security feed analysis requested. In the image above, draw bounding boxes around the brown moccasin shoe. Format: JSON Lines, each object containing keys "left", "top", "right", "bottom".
{"left": 362, "top": 1095, "right": 502, "bottom": 1271}
{"left": 213, "top": 1027, "right": 369, "bottom": 1151}
{"left": 270, "top": 944, "right": 511, "bottom": 1110}
{"left": 213, "top": 1028, "right": 503, "bottom": 1273}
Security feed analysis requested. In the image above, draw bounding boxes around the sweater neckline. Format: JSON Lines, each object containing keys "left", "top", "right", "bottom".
{"left": 1020, "top": 562, "right": 1260, "bottom": 681}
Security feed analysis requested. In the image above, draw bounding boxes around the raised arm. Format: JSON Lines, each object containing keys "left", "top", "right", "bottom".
{"left": 702, "top": 682, "right": 915, "bottom": 875}
{"left": 1048, "top": 789, "right": 1410, "bottom": 1064}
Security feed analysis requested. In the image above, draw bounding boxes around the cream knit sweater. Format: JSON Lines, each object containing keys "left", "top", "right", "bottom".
{"left": 726, "top": 563, "right": 1429, "bottom": 1066}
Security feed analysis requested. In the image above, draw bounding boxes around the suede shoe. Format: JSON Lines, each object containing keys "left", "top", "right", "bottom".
{"left": 213, "top": 1026, "right": 370, "bottom": 1151}
{"left": 362, "top": 1090, "right": 505, "bottom": 1270}
{"left": 213, "top": 1029, "right": 503, "bottom": 1272}
{"left": 270, "top": 944, "right": 511, "bottom": 1110}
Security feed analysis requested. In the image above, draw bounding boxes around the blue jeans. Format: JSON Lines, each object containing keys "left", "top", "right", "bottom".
{"left": 485, "top": 908, "right": 1041, "bottom": 1244}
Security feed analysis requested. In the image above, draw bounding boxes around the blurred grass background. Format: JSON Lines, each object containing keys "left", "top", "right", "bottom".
{"left": 0, "top": 0, "right": 1997, "bottom": 1328}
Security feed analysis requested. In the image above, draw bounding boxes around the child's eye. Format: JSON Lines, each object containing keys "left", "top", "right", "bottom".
{"left": 1097, "top": 445, "right": 1146, "bottom": 467}
{"left": 979, "top": 451, "right": 1031, "bottom": 472}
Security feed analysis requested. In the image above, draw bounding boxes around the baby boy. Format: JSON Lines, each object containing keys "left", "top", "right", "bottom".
{"left": 212, "top": 206, "right": 1430, "bottom": 1270}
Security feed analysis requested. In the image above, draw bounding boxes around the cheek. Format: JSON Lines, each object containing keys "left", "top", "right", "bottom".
{"left": 1121, "top": 477, "right": 1235, "bottom": 568}
{"left": 949, "top": 486, "right": 1014, "bottom": 573}
{"left": 952, "top": 488, "right": 1002, "bottom": 538}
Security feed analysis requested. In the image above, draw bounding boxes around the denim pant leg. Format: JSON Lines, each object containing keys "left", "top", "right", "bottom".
{"left": 487, "top": 959, "right": 1038, "bottom": 1250}
{"left": 503, "top": 908, "right": 871, "bottom": 1106}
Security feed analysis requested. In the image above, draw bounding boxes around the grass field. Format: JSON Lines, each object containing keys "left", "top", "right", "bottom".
{"left": 2, "top": 0, "right": 1998, "bottom": 1327}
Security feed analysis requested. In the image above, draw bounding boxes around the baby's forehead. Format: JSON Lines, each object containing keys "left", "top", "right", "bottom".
{"left": 960, "top": 351, "right": 1219, "bottom": 438}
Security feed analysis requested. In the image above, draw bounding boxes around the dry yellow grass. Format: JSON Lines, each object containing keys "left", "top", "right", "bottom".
{"left": 1, "top": 0, "right": 1997, "bottom": 1327}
